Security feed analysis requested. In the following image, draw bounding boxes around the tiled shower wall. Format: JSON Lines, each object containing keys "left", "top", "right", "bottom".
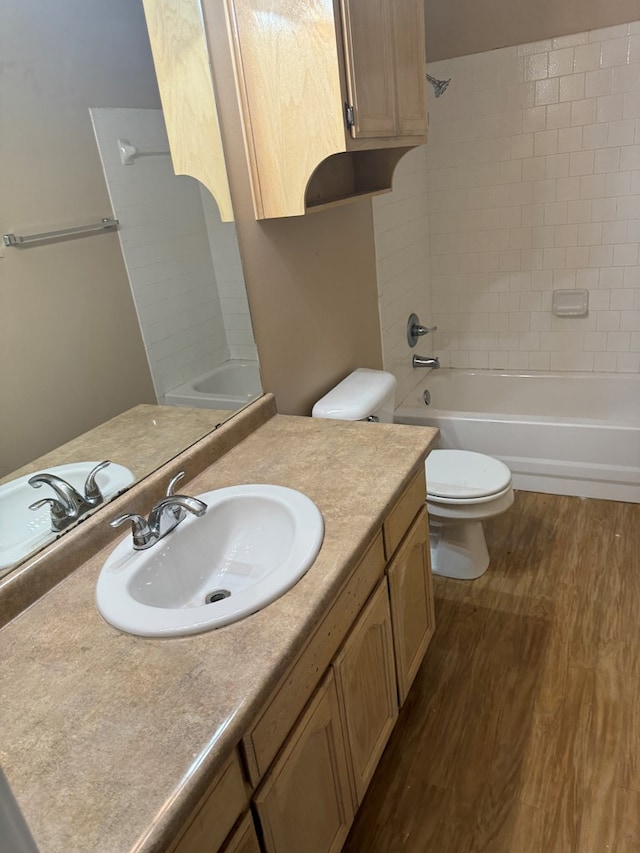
{"left": 375, "top": 21, "right": 640, "bottom": 391}
{"left": 91, "top": 108, "right": 254, "bottom": 399}
{"left": 426, "top": 22, "right": 640, "bottom": 373}
{"left": 200, "top": 190, "right": 257, "bottom": 362}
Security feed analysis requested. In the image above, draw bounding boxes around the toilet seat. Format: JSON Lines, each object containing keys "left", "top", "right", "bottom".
{"left": 426, "top": 449, "right": 512, "bottom": 502}
{"left": 427, "top": 483, "right": 513, "bottom": 506}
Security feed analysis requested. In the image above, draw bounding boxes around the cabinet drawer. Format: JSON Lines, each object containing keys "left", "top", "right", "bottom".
{"left": 383, "top": 466, "right": 426, "bottom": 559}
{"left": 170, "top": 751, "right": 248, "bottom": 853}
{"left": 243, "top": 531, "right": 385, "bottom": 785}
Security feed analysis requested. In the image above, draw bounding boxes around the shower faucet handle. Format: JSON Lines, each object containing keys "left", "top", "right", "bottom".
{"left": 407, "top": 313, "right": 438, "bottom": 347}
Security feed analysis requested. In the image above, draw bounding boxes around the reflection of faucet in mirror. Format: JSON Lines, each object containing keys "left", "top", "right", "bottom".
{"left": 110, "top": 472, "right": 207, "bottom": 550}
{"left": 28, "top": 461, "right": 112, "bottom": 532}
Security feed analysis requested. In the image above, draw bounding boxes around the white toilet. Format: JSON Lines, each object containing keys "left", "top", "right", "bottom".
{"left": 312, "top": 368, "right": 514, "bottom": 580}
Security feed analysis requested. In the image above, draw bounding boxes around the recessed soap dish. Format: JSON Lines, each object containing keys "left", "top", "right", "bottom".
{"left": 552, "top": 289, "right": 589, "bottom": 317}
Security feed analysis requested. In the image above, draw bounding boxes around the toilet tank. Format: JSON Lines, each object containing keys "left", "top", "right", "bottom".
{"left": 312, "top": 368, "right": 397, "bottom": 423}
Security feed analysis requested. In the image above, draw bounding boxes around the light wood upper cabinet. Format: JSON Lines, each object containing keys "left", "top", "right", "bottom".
{"left": 340, "top": 0, "right": 396, "bottom": 138}
{"left": 341, "top": 0, "right": 427, "bottom": 140}
{"left": 143, "top": 0, "right": 427, "bottom": 218}
{"left": 142, "top": 0, "right": 234, "bottom": 221}
{"left": 391, "top": 0, "right": 429, "bottom": 136}
{"left": 203, "top": 0, "right": 427, "bottom": 217}
{"left": 254, "top": 670, "right": 354, "bottom": 853}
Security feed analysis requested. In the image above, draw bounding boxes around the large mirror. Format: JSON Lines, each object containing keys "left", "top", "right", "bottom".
{"left": 0, "top": 0, "right": 261, "bottom": 577}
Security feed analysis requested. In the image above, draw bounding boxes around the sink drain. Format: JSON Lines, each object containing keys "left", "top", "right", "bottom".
{"left": 205, "top": 589, "right": 231, "bottom": 604}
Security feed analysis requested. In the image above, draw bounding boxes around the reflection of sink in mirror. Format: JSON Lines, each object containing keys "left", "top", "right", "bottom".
{"left": 163, "top": 360, "right": 262, "bottom": 411}
{"left": 0, "top": 462, "right": 135, "bottom": 571}
{"left": 96, "top": 485, "right": 324, "bottom": 638}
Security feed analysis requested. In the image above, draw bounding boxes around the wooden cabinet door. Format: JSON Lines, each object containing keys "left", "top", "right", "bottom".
{"left": 387, "top": 507, "right": 435, "bottom": 705}
{"left": 170, "top": 752, "right": 248, "bottom": 853}
{"left": 254, "top": 671, "right": 354, "bottom": 853}
{"left": 221, "top": 813, "right": 261, "bottom": 853}
{"left": 391, "top": 0, "right": 428, "bottom": 136}
{"left": 333, "top": 578, "right": 398, "bottom": 806}
{"left": 340, "top": 0, "right": 397, "bottom": 138}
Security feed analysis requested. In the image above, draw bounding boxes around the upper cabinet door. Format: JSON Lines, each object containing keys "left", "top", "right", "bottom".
{"left": 392, "top": 0, "right": 428, "bottom": 136}
{"left": 340, "top": 0, "right": 396, "bottom": 138}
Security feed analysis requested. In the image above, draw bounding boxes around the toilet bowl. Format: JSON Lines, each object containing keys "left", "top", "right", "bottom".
{"left": 312, "top": 369, "right": 514, "bottom": 580}
{"left": 426, "top": 449, "right": 514, "bottom": 580}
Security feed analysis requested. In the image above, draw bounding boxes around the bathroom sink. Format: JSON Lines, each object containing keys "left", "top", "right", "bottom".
{"left": 95, "top": 484, "right": 324, "bottom": 637}
{"left": 0, "top": 462, "right": 135, "bottom": 571}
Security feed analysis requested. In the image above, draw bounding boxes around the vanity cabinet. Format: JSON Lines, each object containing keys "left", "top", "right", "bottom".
{"left": 246, "top": 466, "right": 432, "bottom": 852}
{"left": 169, "top": 464, "right": 433, "bottom": 853}
{"left": 142, "top": 0, "right": 427, "bottom": 219}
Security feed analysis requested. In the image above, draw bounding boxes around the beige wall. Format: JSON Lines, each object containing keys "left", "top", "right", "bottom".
{"left": 236, "top": 203, "right": 383, "bottom": 416}
{"left": 0, "top": 0, "right": 159, "bottom": 476}
{"left": 426, "top": 0, "right": 640, "bottom": 61}
{"left": 203, "top": 5, "right": 383, "bottom": 416}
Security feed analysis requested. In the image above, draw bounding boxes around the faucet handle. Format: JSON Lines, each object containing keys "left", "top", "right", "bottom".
{"left": 407, "top": 313, "right": 438, "bottom": 347}
{"left": 110, "top": 513, "right": 153, "bottom": 549}
{"left": 165, "top": 471, "right": 185, "bottom": 497}
{"left": 165, "top": 472, "right": 187, "bottom": 522}
{"left": 29, "top": 497, "right": 69, "bottom": 524}
{"left": 84, "top": 460, "right": 111, "bottom": 503}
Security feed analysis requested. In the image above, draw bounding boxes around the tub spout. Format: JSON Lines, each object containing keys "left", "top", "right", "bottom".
{"left": 413, "top": 355, "right": 440, "bottom": 369}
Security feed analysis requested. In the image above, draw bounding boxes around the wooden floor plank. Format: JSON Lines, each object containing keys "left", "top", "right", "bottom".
{"left": 344, "top": 491, "right": 640, "bottom": 853}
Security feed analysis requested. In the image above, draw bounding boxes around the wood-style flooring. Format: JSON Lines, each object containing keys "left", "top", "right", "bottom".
{"left": 344, "top": 490, "right": 640, "bottom": 852}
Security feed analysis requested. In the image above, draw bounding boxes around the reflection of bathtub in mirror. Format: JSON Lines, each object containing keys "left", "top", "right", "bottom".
{"left": 163, "top": 360, "right": 262, "bottom": 411}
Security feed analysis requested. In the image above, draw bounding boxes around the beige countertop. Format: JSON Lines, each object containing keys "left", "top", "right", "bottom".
{"left": 2, "top": 404, "right": 231, "bottom": 487}
{"left": 0, "top": 410, "right": 437, "bottom": 853}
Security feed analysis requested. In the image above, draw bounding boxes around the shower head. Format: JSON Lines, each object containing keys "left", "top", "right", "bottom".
{"left": 426, "top": 73, "right": 451, "bottom": 98}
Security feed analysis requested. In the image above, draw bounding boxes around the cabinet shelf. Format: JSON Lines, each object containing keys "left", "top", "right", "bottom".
{"left": 304, "top": 148, "right": 413, "bottom": 213}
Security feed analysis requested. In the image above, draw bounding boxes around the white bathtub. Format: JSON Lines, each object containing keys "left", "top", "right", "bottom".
{"left": 395, "top": 369, "right": 640, "bottom": 503}
{"left": 163, "top": 360, "right": 262, "bottom": 411}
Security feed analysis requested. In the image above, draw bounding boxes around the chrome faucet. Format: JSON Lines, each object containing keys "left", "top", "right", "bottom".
{"left": 412, "top": 355, "right": 440, "bottom": 369}
{"left": 110, "top": 472, "right": 207, "bottom": 550}
{"left": 29, "top": 460, "right": 112, "bottom": 531}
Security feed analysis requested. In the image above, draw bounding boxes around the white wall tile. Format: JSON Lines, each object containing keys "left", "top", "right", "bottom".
{"left": 379, "top": 23, "right": 640, "bottom": 381}
{"left": 91, "top": 108, "right": 256, "bottom": 398}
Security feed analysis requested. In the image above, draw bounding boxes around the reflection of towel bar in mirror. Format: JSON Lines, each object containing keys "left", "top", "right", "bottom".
{"left": 117, "top": 138, "right": 170, "bottom": 165}
{"left": 3, "top": 217, "right": 119, "bottom": 247}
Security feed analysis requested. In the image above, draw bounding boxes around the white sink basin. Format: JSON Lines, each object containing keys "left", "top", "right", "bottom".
{"left": 96, "top": 484, "right": 324, "bottom": 637}
{"left": 0, "top": 462, "right": 135, "bottom": 571}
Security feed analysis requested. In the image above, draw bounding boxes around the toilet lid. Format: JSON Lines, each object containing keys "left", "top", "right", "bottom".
{"left": 426, "top": 450, "right": 512, "bottom": 500}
